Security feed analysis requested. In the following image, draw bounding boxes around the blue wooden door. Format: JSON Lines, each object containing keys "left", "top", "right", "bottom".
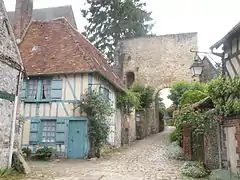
{"left": 68, "top": 120, "right": 87, "bottom": 158}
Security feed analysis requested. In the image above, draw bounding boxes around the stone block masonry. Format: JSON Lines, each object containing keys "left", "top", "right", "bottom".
{"left": 0, "top": 0, "right": 23, "bottom": 168}
{"left": 114, "top": 32, "right": 198, "bottom": 139}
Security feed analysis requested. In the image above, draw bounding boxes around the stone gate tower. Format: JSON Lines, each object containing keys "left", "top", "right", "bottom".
{"left": 114, "top": 32, "right": 198, "bottom": 89}
{"left": 113, "top": 32, "right": 198, "bottom": 134}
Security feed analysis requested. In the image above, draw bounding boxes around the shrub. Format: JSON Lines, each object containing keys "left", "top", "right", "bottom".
{"left": 169, "top": 129, "right": 180, "bottom": 143}
{"left": 117, "top": 90, "right": 140, "bottom": 114}
{"left": 130, "top": 83, "right": 155, "bottom": 109}
{"left": 168, "top": 81, "right": 206, "bottom": 108}
{"left": 179, "top": 90, "right": 207, "bottom": 107}
{"left": 181, "top": 161, "right": 210, "bottom": 178}
{"left": 166, "top": 141, "right": 184, "bottom": 160}
{"left": 35, "top": 147, "right": 53, "bottom": 160}
{"left": 22, "top": 147, "right": 32, "bottom": 160}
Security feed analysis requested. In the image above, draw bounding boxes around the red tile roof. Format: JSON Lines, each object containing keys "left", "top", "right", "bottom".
{"left": 19, "top": 18, "right": 124, "bottom": 90}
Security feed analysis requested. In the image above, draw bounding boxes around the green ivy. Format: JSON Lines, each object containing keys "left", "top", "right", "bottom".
{"left": 207, "top": 75, "right": 240, "bottom": 117}
{"left": 130, "top": 83, "right": 155, "bottom": 109}
{"left": 117, "top": 90, "right": 140, "bottom": 114}
{"left": 74, "top": 91, "right": 114, "bottom": 158}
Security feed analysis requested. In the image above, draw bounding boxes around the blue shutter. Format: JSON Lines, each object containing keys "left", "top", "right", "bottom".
{"left": 20, "top": 80, "right": 27, "bottom": 100}
{"left": 56, "top": 119, "right": 65, "bottom": 142}
{"left": 29, "top": 119, "right": 39, "bottom": 144}
{"left": 51, "top": 79, "right": 62, "bottom": 100}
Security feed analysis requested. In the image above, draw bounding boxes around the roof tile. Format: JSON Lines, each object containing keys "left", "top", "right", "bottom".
{"left": 20, "top": 18, "right": 124, "bottom": 90}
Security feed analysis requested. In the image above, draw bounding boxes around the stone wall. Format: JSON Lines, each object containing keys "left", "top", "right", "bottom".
{"left": 115, "top": 32, "right": 198, "bottom": 88}
{"left": 121, "top": 110, "right": 136, "bottom": 145}
{"left": 136, "top": 108, "right": 158, "bottom": 140}
{"left": 114, "top": 33, "right": 198, "bottom": 137}
{"left": 0, "top": 0, "right": 23, "bottom": 168}
{"left": 204, "top": 123, "right": 219, "bottom": 169}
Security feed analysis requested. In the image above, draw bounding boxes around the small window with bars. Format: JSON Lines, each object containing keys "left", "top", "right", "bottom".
{"left": 41, "top": 120, "right": 56, "bottom": 143}
{"left": 99, "top": 86, "right": 110, "bottom": 100}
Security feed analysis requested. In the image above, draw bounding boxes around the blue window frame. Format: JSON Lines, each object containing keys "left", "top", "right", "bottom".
{"left": 26, "top": 78, "right": 51, "bottom": 101}
{"left": 41, "top": 120, "right": 56, "bottom": 144}
{"left": 22, "top": 77, "right": 62, "bottom": 102}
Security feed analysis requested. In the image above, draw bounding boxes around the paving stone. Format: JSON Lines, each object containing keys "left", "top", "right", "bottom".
{"left": 22, "top": 127, "right": 185, "bottom": 180}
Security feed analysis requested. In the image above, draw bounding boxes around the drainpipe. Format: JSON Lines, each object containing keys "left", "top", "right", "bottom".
{"left": 8, "top": 71, "right": 22, "bottom": 168}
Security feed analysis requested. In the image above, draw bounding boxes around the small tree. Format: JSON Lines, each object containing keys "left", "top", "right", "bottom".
{"left": 168, "top": 81, "right": 206, "bottom": 108}
{"left": 81, "top": 0, "right": 154, "bottom": 62}
{"left": 179, "top": 90, "right": 207, "bottom": 107}
{"left": 130, "top": 83, "right": 155, "bottom": 110}
{"left": 74, "top": 91, "right": 113, "bottom": 158}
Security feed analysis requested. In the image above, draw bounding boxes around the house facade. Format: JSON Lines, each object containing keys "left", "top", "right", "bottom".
{"left": 211, "top": 22, "right": 240, "bottom": 173}
{"left": 0, "top": 0, "right": 24, "bottom": 168}
{"left": 13, "top": 0, "right": 123, "bottom": 158}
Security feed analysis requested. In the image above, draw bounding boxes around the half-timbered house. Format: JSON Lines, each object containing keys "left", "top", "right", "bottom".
{"left": 13, "top": 0, "right": 124, "bottom": 158}
{"left": 210, "top": 22, "right": 240, "bottom": 173}
{"left": 210, "top": 21, "right": 240, "bottom": 77}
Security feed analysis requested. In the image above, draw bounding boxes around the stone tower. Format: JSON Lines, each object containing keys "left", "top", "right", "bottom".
{"left": 113, "top": 32, "right": 198, "bottom": 135}
{"left": 0, "top": 0, "right": 24, "bottom": 168}
{"left": 114, "top": 33, "right": 198, "bottom": 89}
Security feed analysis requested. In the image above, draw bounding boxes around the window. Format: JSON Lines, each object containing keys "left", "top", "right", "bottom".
{"left": 100, "top": 86, "right": 110, "bottom": 100}
{"left": 27, "top": 79, "right": 38, "bottom": 99}
{"left": 41, "top": 120, "right": 56, "bottom": 143}
{"left": 26, "top": 78, "right": 51, "bottom": 101}
{"left": 126, "top": 72, "right": 135, "bottom": 88}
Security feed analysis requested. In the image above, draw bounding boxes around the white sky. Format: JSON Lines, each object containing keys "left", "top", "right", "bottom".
{"left": 159, "top": 88, "right": 172, "bottom": 108}
{"left": 4, "top": 0, "right": 240, "bottom": 51}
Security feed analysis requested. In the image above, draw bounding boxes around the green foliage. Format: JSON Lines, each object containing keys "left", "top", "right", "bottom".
{"left": 168, "top": 81, "right": 206, "bottom": 108}
{"left": 180, "top": 90, "right": 207, "bottom": 107}
{"left": 75, "top": 91, "right": 114, "bottom": 158}
{"left": 35, "top": 147, "right": 53, "bottom": 160}
{"left": 81, "top": 0, "right": 153, "bottom": 62}
{"left": 169, "top": 129, "right": 180, "bottom": 143}
{"left": 22, "top": 147, "right": 31, "bottom": 160}
{"left": 117, "top": 90, "right": 140, "bottom": 114}
{"left": 166, "top": 141, "right": 184, "bottom": 160}
{"left": 174, "top": 106, "right": 219, "bottom": 137}
{"left": 207, "top": 75, "right": 240, "bottom": 116}
{"left": 181, "top": 161, "right": 210, "bottom": 178}
{"left": 0, "top": 168, "right": 13, "bottom": 177}
{"left": 130, "top": 83, "right": 155, "bottom": 109}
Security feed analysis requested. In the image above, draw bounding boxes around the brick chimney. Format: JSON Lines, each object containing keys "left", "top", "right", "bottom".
{"left": 13, "top": 0, "right": 33, "bottom": 42}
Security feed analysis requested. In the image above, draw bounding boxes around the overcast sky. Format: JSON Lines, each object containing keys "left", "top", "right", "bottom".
{"left": 4, "top": 0, "right": 240, "bottom": 107}
{"left": 4, "top": 0, "right": 240, "bottom": 52}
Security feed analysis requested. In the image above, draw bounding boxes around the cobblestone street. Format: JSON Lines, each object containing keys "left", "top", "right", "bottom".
{"left": 23, "top": 127, "right": 184, "bottom": 180}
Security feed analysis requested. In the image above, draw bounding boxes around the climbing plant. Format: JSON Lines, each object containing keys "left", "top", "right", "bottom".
{"left": 129, "top": 83, "right": 155, "bottom": 109}
{"left": 117, "top": 90, "right": 140, "bottom": 114}
{"left": 74, "top": 91, "right": 114, "bottom": 158}
{"left": 207, "top": 75, "right": 240, "bottom": 117}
